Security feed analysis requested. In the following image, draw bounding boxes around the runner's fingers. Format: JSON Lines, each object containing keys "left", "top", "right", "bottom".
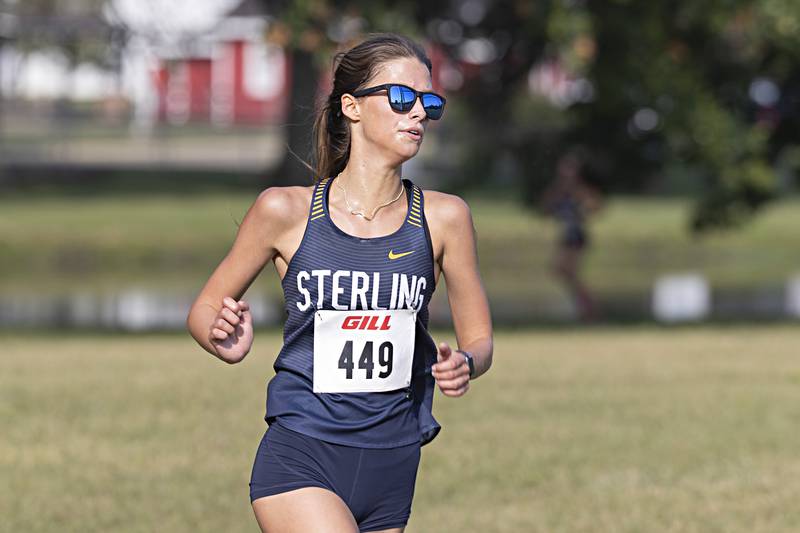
{"left": 432, "top": 369, "right": 460, "bottom": 382}
{"left": 432, "top": 362, "right": 469, "bottom": 380}
{"left": 237, "top": 299, "right": 250, "bottom": 312}
{"left": 222, "top": 296, "right": 240, "bottom": 314}
{"left": 435, "top": 373, "right": 470, "bottom": 390}
{"left": 220, "top": 307, "right": 240, "bottom": 326}
{"left": 437, "top": 342, "right": 451, "bottom": 362}
{"left": 215, "top": 318, "right": 235, "bottom": 334}
{"left": 210, "top": 327, "right": 228, "bottom": 340}
{"left": 440, "top": 381, "right": 469, "bottom": 397}
{"left": 433, "top": 357, "right": 460, "bottom": 373}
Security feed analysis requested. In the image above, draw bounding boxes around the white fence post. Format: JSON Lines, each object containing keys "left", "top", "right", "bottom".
{"left": 652, "top": 273, "right": 711, "bottom": 323}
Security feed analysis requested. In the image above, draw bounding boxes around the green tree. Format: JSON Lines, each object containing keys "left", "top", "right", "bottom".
{"left": 573, "top": 0, "right": 790, "bottom": 231}
{"left": 261, "top": 0, "right": 799, "bottom": 231}
{"left": 5, "top": 0, "right": 113, "bottom": 67}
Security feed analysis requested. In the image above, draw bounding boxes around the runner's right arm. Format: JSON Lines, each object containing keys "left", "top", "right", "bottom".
{"left": 186, "top": 187, "right": 295, "bottom": 363}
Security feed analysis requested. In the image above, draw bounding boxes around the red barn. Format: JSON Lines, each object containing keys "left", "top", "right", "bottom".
{"left": 153, "top": 0, "right": 290, "bottom": 126}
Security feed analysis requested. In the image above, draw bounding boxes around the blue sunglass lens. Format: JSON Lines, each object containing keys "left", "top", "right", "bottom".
{"left": 421, "top": 93, "right": 444, "bottom": 120}
{"left": 388, "top": 85, "right": 416, "bottom": 111}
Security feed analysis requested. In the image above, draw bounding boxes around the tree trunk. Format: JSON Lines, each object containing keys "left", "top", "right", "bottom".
{"left": 268, "top": 47, "right": 318, "bottom": 186}
{"left": 0, "top": 39, "right": 5, "bottom": 182}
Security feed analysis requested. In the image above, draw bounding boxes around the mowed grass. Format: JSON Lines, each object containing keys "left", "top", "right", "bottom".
{"left": 3, "top": 326, "right": 800, "bottom": 532}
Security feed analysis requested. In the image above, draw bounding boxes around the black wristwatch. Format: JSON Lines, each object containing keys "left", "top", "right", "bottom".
{"left": 457, "top": 350, "right": 476, "bottom": 379}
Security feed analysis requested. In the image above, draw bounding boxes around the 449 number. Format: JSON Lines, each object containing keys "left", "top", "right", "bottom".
{"left": 338, "top": 340, "right": 393, "bottom": 380}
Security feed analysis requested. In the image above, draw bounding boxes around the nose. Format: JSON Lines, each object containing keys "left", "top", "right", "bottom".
{"left": 408, "top": 96, "right": 427, "bottom": 121}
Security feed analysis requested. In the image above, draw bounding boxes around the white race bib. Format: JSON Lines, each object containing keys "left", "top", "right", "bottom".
{"left": 313, "top": 309, "right": 416, "bottom": 393}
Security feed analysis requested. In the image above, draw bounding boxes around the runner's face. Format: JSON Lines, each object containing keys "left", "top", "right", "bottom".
{"left": 356, "top": 57, "right": 433, "bottom": 163}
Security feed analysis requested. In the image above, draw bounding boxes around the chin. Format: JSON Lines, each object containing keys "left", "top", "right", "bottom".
{"left": 396, "top": 143, "right": 422, "bottom": 162}
{"left": 394, "top": 151, "right": 419, "bottom": 167}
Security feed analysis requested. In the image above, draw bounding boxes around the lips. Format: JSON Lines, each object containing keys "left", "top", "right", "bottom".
{"left": 401, "top": 127, "right": 424, "bottom": 142}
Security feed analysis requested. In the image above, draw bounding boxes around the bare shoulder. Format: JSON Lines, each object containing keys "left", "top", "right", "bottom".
{"left": 251, "top": 185, "right": 314, "bottom": 227}
{"left": 422, "top": 189, "right": 473, "bottom": 228}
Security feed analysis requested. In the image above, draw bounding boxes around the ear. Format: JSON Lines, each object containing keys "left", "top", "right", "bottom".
{"left": 340, "top": 93, "right": 361, "bottom": 122}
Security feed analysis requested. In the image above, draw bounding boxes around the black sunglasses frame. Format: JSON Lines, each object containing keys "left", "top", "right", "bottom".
{"left": 348, "top": 83, "right": 446, "bottom": 120}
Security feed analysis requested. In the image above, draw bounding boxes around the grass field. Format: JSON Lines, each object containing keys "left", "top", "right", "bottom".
{"left": 3, "top": 326, "right": 800, "bottom": 532}
{"left": 2, "top": 192, "right": 800, "bottom": 301}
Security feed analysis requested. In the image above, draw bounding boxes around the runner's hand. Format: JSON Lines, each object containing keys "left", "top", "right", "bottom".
{"left": 209, "top": 297, "right": 253, "bottom": 363}
{"left": 432, "top": 341, "right": 470, "bottom": 397}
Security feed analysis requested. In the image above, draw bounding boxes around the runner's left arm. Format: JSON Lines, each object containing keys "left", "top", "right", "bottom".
{"left": 430, "top": 194, "right": 493, "bottom": 396}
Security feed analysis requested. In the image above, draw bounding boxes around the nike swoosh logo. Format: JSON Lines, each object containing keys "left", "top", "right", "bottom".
{"left": 388, "top": 250, "right": 415, "bottom": 260}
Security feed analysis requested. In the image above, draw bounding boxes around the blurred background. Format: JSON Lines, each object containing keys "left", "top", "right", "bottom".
{"left": 3, "top": 1, "right": 800, "bottom": 532}
{"left": 2, "top": 0, "right": 800, "bottom": 328}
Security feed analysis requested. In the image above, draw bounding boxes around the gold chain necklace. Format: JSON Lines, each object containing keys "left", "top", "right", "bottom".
{"left": 335, "top": 176, "right": 405, "bottom": 221}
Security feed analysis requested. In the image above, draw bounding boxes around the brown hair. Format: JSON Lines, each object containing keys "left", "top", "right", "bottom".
{"left": 311, "top": 33, "right": 432, "bottom": 182}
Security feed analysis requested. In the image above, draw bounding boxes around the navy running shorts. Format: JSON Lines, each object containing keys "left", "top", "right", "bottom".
{"left": 249, "top": 420, "right": 421, "bottom": 532}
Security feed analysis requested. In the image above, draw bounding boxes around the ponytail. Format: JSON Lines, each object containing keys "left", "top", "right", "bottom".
{"left": 312, "top": 90, "right": 351, "bottom": 182}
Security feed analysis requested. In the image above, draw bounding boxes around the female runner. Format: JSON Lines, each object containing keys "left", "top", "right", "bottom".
{"left": 187, "top": 33, "right": 493, "bottom": 533}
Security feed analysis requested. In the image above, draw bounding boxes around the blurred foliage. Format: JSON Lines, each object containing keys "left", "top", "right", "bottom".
{"left": 261, "top": 0, "right": 800, "bottom": 232}
{"left": 2, "top": 0, "right": 114, "bottom": 68}
{"left": 5, "top": 0, "right": 800, "bottom": 231}
{"left": 573, "top": 0, "right": 796, "bottom": 231}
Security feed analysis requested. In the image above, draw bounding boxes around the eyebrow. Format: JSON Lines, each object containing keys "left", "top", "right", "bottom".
{"left": 379, "top": 83, "right": 435, "bottom": 91}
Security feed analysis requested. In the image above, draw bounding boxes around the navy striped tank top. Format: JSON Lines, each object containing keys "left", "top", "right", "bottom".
{"left": 264, "top": 177, "right": 441, "bottom": 448}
